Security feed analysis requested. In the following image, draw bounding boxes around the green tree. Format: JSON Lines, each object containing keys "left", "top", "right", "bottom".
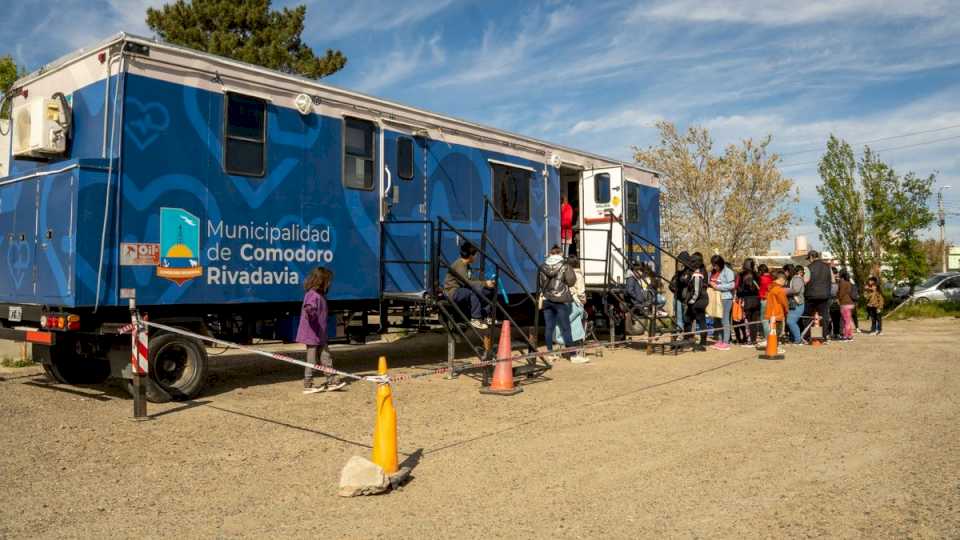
{"left": 634, "top": 121, "right": 796, "bottom": 260}
{"left": 815, "top": 136, "right": 936, "bottom": 290}
{"left": 815, "top": 136, "right": 871, "bottom": 290}
{"left": 1, "top": 54, "right": 25, "bottom": 119}
{"left": 877, "top": 171, "right": 935, "bottom": 289}
{"left": 146, "top": 0, "right": 346, "bottom": 79}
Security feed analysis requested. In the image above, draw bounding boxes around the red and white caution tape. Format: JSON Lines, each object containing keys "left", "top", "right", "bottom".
{"left": 141, "top": 320, "right": 376, "bottom": 384}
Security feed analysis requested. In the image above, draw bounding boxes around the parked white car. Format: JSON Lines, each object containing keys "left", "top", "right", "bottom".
{"left": 906, "top": 272, "right": 960, "bottom": 303}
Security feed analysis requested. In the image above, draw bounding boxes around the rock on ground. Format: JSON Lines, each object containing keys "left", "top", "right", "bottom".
{"left": 338, "top": 456, "right": 389, "bottom": 497}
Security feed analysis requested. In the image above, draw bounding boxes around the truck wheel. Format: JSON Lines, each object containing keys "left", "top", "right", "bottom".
{"left": 147, "top": 333, "right": 208, "bottom": 400}
{"left": 34, "top": 341, "right": 111, "bottom": 385}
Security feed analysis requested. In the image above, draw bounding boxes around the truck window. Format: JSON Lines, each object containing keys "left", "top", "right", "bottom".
{"left": 397, "top": 137, "right": 414, "bottom": 180}
{"left": 492, "top": 163, "right": 531, "bottom": 222}
{"left": 344, "top": 117, "right": 375, "bottom": 190}
{"left": 224, "top": 93, "right": 266, "bottom": 177}
{"left": 595, "top": 173, "right": 611, "bottom": 204}
{"left": 626, "top": 182, "right": 640, "bottom": 223}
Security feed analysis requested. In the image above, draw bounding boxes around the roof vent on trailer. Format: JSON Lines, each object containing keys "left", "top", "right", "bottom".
{"left": 12, "top": 94, "right": 71, "bottom": 158}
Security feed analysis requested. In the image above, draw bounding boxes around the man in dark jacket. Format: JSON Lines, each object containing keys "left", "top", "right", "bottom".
{"left": 539, "top": 245, "right": 577, "bottom": 359}
{"left": 803, "top": 250, "right": 833, "bottom": 341}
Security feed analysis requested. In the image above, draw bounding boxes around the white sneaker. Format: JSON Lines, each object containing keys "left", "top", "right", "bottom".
{"left": 570, "top": 354, "right": 590, "bottom": 364}
{"left": 470, "top": 319, "right": 489, "bottom": 330}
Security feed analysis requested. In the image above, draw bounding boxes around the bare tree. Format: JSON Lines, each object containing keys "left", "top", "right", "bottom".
{"left": 634, "top": 121, "right": 796, "bottom": 261}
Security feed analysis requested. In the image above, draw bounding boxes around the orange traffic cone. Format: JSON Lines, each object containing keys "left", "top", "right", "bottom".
{"left": 760, "top": 317, "right": 784, "bottom": 360}
{"left": 480, "top": 320, "right": 522, "bottom": 396}
{"left": 811, "top": 313, "right": 823, "bottom": 347}
{"left": 371, "top": 356, "right": 398, "bottom": 474}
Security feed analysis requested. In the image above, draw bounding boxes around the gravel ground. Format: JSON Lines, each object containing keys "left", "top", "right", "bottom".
{"left": 0, "top": 319, "right": 958, "bottom": 538}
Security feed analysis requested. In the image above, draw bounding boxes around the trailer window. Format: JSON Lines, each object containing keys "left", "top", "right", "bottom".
{"left": 344, "top": 118, "right": 376, "bottom": 190}
{"left": 595, "top": 173, "right": 611, "bottom": 204}
{"left": 224, "top": 93, "right": 266, "bottom": 177}
{"left": 626, "top": 182, "right": 640, "bottom": 223}
{"left": 492, "top": 163, "right": 531, "bottom": 222}
{"left": 397, "top": 137, "right": 414, "bottom": 180}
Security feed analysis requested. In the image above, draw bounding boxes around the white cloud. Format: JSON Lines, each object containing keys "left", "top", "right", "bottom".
{"left": 425, "top": 3, "right": 582, "bottom": 88}
{"left": 351, "top": 34, "right": 446, "bottom": 93}
{"left": 569, "top": 108, "right": 661, "bottom": 134}
{"left": 300, "top": 0, "right": 455, "bottom": 40}
{"left": 636, "top": 0, "right": 952, "bottom": 26}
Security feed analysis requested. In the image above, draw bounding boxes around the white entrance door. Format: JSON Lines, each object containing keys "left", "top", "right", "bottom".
{"left": 580, "top": 166, "right": 624, "bottom": 287}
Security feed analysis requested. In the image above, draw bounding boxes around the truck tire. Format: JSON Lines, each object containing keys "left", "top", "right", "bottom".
{"left": 146, "top": 333, "right": 208, "bottom": 400}
{"left": 34, "top": 341, "right": 111, "bottom": 385}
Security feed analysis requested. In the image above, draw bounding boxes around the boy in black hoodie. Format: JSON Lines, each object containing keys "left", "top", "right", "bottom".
{"left": 683, "top": 253, "right": 708, "bottom": 351}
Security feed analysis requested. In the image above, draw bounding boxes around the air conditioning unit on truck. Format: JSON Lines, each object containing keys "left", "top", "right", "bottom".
{"left": 0, "top": 34, "right": 664, "bottom": 403}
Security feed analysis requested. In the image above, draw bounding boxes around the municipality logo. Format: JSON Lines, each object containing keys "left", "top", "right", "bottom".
{"left": 157, "top": 208, "right": 203, "bottom": 285}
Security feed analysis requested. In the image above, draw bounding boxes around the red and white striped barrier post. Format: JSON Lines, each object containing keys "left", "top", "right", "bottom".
{"left": 129, "top": 298, "right": 148, "bottom": 419}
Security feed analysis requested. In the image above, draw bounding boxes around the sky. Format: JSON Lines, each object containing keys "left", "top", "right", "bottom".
{"left": 3, "top": 0, "right": 960, "bottom": 254}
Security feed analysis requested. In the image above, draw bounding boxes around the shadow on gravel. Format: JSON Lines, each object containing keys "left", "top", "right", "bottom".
{"left": 423, "top": 358, "right": 747, "bottom": 456}
{"left": 198, "top": 332, "right": 482, "bottom": 399}
{"left": 22, "top": 380, "right": 116, "bottom": 401}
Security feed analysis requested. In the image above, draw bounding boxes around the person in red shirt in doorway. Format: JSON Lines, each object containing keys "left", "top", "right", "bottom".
{"left": 561, "top": 196, "right": 574, "bottom": 257}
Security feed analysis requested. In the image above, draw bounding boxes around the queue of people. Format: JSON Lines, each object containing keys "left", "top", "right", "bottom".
{"left": 292, "top": 242, "right": 890, "bottom": 396}
{"left": 667, "top": 249, "right": 886, "bottom": 352}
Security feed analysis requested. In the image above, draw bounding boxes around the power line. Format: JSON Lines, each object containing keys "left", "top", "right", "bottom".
{"left": 777, "top": 123, "right": 960, "bottom": 158}
{"left": 779, "top": 134, "right": 960, "bottom": 169}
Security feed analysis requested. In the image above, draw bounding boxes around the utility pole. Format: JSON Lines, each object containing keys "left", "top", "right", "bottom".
{"left": 939, "top": 186, "right": 952, "bottom": 273}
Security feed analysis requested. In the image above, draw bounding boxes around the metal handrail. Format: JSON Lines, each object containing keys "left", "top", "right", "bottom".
{"left": 435, "top": 216, "right": 539, "bottom": 355}
{"left": 380, "top": 219, "right": 435, "bottom": 295}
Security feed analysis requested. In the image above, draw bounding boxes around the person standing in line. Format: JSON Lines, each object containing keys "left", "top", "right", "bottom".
{"left": 684, "top": 253, "right": 709, "bottom": 351}
{"left": 850, "top": 278, "right": 861, "bottom": 333}
{"left": 764, "top": 270, "right": 790, "bottom": 353}
{"left": 865, "top": 277, "right": 884, "bottom": 335}
{"left": 758, "top": 264, "right": 773, "bottom": 338}
{"left": 708, "top": 255, "right": 736, "bottom": 351}
{"left": 298, "top": 267, "right": 346, "bottom": 394}
{"left": 669, "top": 251, "right": 691, "bottom": 332}
{"left": 837, "top": 270, "right": 855, "bottom": 341}
{"left": 829, "top": 267, "right": 842, "bottom": 339}
{"left": 784, "top": 264, "right": 806, "bottom": 344}
{"left": 564, "top": 255, "right": 589, "bottom": 364}
{"left": 736, "top": 259, "right": 761, "bottom": 347}
{"left": 539, "top": 245, "right": 576, "bottom": 361}
{"left": 803, "top": 250, "right": 833, "bottom": 343}
{"left": 560, "top": 196, "right": 574, "bottom": 258}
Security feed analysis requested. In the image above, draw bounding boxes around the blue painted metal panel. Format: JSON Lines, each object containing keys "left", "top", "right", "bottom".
{"left": 115, "top": 74, "right": 380, "bottom": 307}
{"left": 6, "top": 179, "right": 37, "bottom": 299}
{"left": 36, "top": 170, "right": 77, "bottom": 303}
{"left": 1, "top": 69, "right": 659, "bottom": 310}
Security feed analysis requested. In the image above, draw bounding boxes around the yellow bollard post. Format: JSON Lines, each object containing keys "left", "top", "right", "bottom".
{"left": 371, "top": 356, "right": 399, "bottom": 474}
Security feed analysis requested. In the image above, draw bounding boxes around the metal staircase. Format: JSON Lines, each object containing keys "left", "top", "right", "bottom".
{"left": 378, "top": 197, "right": 550, "bottom": 384}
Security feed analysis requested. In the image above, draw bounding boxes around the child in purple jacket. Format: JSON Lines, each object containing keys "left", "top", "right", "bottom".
{"left": 298, "top": 267, "right": 345, "bottom": 393}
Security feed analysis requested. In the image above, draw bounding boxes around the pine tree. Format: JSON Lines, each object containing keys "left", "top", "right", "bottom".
{"left": 146, "top": 0, "right": 346, "bottom": 79}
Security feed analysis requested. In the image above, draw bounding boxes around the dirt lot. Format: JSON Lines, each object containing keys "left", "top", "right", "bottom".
{"left": 1, "top": 319, "right": 959, "bottom": 538}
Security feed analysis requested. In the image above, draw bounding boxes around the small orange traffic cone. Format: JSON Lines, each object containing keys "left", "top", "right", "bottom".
{"left": 760, "top": 317, "right": 784, "bottom": 360}
{"left": 371, "top": 356, "right": 398, "bottom": 474}
{"left": 811, "top": 313, "right": 823, "bottom": 347}
{"left": 480, "top": 320, "right": 522, "bottom": 395}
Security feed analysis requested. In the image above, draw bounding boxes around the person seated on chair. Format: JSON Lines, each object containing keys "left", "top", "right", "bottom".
{"left": 442, "top": 242, "right": 496, "bottom": 330}
{"left": 626, "top": 262, "right": 667, "bottom": 314}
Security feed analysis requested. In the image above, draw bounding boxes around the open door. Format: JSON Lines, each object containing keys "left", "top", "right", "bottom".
{"left": 580, "top": 166, "right": 624, "bottom": 287}
{"left": 380, "top": 129, "right": 430, "bottom": 296}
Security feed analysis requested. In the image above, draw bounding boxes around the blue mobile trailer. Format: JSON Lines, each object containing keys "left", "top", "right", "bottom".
{"left": 0, "top": 34, "right": 662, "bottom": 400}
